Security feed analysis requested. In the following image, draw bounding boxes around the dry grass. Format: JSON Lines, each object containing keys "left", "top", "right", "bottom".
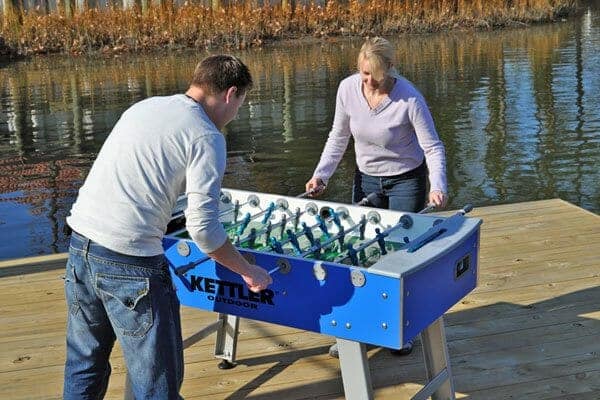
{"left": 0, "top": 0, "right": 579, "bottom": 56}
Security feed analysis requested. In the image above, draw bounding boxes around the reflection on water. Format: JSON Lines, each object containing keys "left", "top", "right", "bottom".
{"left": 1, "top": 7, "right": 599, "bottom": 259}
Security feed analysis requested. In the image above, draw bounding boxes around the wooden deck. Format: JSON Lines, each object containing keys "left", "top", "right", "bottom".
{"left": 1, "top": 199, "right": 599, "bottom": 399}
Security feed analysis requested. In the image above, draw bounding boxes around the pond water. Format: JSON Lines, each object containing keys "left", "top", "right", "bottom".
{"left": 1, "top": 5, "right": 599, "bottom": 260}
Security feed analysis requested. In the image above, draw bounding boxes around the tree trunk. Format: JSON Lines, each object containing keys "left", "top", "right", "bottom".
{"left": 3, "top": 0, "right": 23, "bottom": 25}
{"left": 64, "top": 0, "right": 75, "bottom": 18}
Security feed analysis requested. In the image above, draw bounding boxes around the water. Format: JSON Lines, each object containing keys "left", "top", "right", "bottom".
{"left": 1, "top": 6, "right": 599, "bottom": 260}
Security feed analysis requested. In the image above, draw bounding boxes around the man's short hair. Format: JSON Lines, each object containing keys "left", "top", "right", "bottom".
{"left": 191, "top": 55, "right": 253, "bottom": 96}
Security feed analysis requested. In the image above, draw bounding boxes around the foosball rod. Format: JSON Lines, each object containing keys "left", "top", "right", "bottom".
{"left": 268, "top": 266, "right": 281, "bottom": 275}
{"left": 218, "top": 193, "right": 263, "bottom": 222}
{"left": 334, "top": 215, "right": 413, "bottom": 264}
{"left": 235, "top": 206, "right": 309, "bottom": 247}
{"left": 246, "top": 205, "right": 304, "bottom": 242}
{"left": 296, "top": 187, "right": 322, "bottom": 198}
{"left": 299, "top": 215, "right": 367, "bottom": 258}
{"left": 268, "top": 214, "right": 330, "bottom": 253}
{"left": 406, "top": 204, "right": 473, "bottom": 253}
{"left": 419, "top": 203, "right": 436, "bottom": 214}
{"left": 227, "top": 202, "right": 277, "bottom": 236}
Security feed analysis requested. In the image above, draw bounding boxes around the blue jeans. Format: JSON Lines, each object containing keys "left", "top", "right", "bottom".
{"left": 352, "top": 161, "right": 428, "bottom": 212}
{"left": 63, "top": 231, "right": 183, "bottom": 399}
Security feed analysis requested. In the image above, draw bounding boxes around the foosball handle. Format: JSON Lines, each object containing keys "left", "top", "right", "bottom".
{"left": 419, "top": 203, "right": 436, "bottom": 214}
{"left": 461, "top": 204, "right": 474, "bottom": 214}
{"left": 357, "top": 192, "right": 380, "bottom": 206}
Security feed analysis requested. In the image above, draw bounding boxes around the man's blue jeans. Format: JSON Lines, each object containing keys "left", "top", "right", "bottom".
{"left": 352, "top": 161, "right": 428, "bottom": 213}
{"left": 63, "top": 231, "right": 183, "bottom": 399}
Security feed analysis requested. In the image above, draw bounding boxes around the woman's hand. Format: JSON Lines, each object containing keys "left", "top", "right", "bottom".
{"left": 428, "top": 190, "right": 448, "bottom": 209}
{"left": 305, "top": 177, "right": 326, "bottom": 197}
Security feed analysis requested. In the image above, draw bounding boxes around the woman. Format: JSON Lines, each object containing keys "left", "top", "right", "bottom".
{"left": 305, "top": 37, "right": 448, "bottom": 357}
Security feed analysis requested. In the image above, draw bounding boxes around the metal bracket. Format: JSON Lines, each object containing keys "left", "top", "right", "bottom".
{"left": 275, "top": 258, "right": 292, "bottom": 274}
{"left": 335, "top": 206, "right": 350, "bottom": 219}
{"left": 367, "top": 211, "right": 381, "bottom": 224}
{"left": 176, "top": 241, "right": 190, "bottom": 257}
{"left": 350, "top": 270, "right": 366, "bottom": 287}
{"left": 247, "top": 194, "right": 260, "bottom": 207}
{"left": 276, "top": 198, "right": 289, "bottom": 210}
{"left": 313, "top": 261, "right": 327, "bottom": 281}
{"left": 305, "top": 202, "right": 318, "bottom": 216}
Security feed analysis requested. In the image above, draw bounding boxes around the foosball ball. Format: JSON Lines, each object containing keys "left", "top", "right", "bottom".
{"left": 163, "top": 188, "right": 482, "bottom": 400}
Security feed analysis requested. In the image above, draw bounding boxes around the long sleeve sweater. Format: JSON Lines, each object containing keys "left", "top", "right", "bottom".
{"left": 67, "top": 94, "right": 228, "bottom": 256}
{"left": 313, "top": 73, "right": 447, "bottom": 194}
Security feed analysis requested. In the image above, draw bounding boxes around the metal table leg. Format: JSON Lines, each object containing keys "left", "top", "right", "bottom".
{"left": 337, "top": 338, "right": 374, "bottom": 400}
{"left": 414, "top": 316, "right": 455, "bottom": 400}
{"left": 214, "top": 313, "right": 240, "bottom": 369}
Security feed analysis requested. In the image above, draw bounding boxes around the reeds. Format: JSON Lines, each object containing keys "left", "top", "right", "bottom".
{"left": 0, "top": 0, "right": 579, "bottom": 56}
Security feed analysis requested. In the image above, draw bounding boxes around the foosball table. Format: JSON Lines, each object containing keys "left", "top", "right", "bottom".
{"left": 163, "top": 188, "right": 482, "bottom": 400}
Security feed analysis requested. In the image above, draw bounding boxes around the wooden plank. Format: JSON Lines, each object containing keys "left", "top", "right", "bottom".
{"left": 0, "top": 253, "right": 67, "bottom": 269}
{"left": 465, "top": 373, "right": 600, "bottom": 399}
{"left": 455, "top": 277, "right": 600, "bottom": 312}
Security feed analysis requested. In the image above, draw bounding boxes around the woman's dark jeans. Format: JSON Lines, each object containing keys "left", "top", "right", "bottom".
{"left": 352, "top": 161, "right": 428, "bottom": 213}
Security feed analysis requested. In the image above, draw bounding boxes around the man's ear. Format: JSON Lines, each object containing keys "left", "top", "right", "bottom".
{"left": 224, "top": 86, "right": 238, "bottom": 103}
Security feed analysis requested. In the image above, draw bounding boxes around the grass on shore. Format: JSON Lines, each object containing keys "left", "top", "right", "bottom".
{"left": 0, "top": 0, "right": 579, "bottom": 56}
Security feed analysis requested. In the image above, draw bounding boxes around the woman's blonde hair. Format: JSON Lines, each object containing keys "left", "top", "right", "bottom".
{"left": 357, "top": 37, "right": 395, "bottom": 81}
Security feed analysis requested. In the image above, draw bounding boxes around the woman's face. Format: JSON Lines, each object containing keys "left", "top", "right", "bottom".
{"left": 359, "top": 58, "right": 384, "bottom": 91}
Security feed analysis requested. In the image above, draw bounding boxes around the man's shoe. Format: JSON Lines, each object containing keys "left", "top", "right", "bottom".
{"left": 329, "top": 343, "right": 339, "bottom": 358}
{"left": 389, "top": 340, "right": 413, "bottom": 356}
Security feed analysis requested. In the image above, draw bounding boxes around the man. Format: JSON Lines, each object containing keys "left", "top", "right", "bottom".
{"left": 63, "top": 54, "right": 272, "bottom": 399}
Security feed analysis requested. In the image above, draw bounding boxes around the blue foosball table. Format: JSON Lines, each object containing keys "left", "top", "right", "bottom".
{"left": 162, "top": 188, "right": 482, "bottom": 400}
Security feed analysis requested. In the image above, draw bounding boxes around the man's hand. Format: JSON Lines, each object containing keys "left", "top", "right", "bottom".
{"left": 241, "top": 264, "right": 272, "bottom": 293}
{"left": 207, "top": 240, "right": 272, "bottom": 293}
{"left": 305, "top": 177, "right": 326, "bottom": 197}
{"left": 428, "top": 190, "right": 448, "bottom": 209}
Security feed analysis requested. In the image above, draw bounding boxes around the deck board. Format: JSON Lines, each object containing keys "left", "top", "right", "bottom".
{"left": 0, "top": 198, "right": 598, "bottom": 399}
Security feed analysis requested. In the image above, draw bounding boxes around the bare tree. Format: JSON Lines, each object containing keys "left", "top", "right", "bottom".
{"left": 3, "top": 0, "right": 23, "bottom": 25}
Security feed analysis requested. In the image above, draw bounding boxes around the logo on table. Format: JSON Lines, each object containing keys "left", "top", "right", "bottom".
{"left": 189, "top": 275, "right": 275, "bottom": 309}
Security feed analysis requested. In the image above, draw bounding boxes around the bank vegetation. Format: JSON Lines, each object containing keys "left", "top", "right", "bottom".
{"left": 0, "top": 0, "right": 579, "bottom": 57}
